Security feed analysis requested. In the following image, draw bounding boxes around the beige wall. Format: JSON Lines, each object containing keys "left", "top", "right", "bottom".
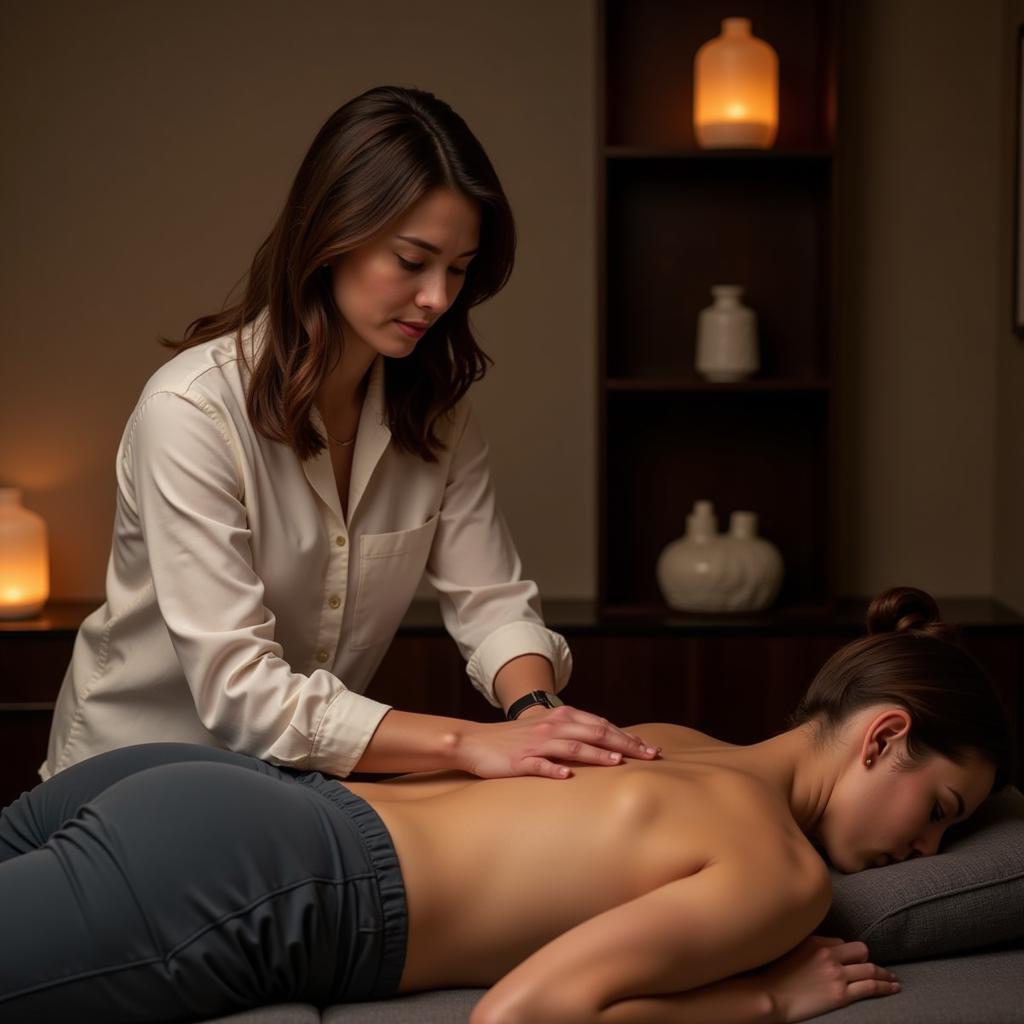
{"left": 0, "top": 0, "right": 597, "bottom": 601}
{"left": 1, "top": 1, "right": 1018, "bottom": 607}
{"left": 836, "top": 0, "right": 1002, "bottom": 599}
{"left": 996, "top": 0, "right": 1024, "bottom": 615}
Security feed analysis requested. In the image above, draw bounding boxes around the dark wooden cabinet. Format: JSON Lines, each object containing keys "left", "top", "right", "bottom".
{"left": 598, "top": 0, "right": 840, "bottom": 613}
{"left": 3, "top": 599, "right": 1021, "bottom": 807}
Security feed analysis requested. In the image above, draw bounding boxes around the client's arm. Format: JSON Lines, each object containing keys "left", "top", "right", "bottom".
{"left": 470, "top": 846, "right": 884, "bottom": 1024}
{"left": 597, "top": 936, "right": 898, "bottom": 1024}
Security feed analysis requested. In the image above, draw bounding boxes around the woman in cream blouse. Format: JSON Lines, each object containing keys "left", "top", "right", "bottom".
{"left": 44, "top": 86, "right": 655, "bottom": 782}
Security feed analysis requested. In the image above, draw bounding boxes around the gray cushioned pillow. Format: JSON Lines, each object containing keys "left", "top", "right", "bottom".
{"left": 822, "top": 785, "right": 1024, "bottom": 963}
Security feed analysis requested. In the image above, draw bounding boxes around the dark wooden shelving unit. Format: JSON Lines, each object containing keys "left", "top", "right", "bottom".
{"left": 597, "top": 0, "right": 840, "bottom": 616}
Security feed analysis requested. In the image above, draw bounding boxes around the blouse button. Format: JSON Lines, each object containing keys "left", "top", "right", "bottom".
{"left": 316, "top": 649, "right": 329, "bottom": 664}
{"left": 335, "top": 535, "right": 347, "bottom": 548}
{"left": 328, "top": 595, "right": 341, "bottom": 609}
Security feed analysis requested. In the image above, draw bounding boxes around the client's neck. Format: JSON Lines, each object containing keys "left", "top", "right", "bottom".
{"left": 732, "top": 722, "right": 841, "bottom": 834}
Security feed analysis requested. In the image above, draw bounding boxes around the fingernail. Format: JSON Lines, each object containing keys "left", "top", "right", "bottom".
{"left": 646, "top": 746, "right": 657, "bottom": 755}
{"left": 609, "top": 752, "right": 621, "bottom": 762}
{"left": 559, "top": 767, "right": 570, "bottom": 777}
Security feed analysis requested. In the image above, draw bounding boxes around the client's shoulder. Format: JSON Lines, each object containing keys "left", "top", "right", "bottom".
{"left": 720, "top": 787, "right": 832, "bottom": 912}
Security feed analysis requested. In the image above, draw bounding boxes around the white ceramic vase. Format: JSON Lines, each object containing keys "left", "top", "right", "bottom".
{"left": 695, "top": 285, "right": 759, "bottom": 383}
{"left": 656, "top": 502, "right": 783, "bottom": 612}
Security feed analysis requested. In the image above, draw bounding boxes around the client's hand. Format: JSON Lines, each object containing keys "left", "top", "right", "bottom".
{"left": 760, "top": 935, "right": 900, "bottom": 1022}
{"left": 456, "top": 704, "right": 660, "bottom": 780}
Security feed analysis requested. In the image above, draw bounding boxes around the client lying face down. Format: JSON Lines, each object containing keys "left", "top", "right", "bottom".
{"left": 0, "top": 587, "right": 1009, "bottom": 1024}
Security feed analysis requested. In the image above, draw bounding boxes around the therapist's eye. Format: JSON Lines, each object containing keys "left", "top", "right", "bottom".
{"left": 396, "top": 254, "right": 468, "bottom": 277}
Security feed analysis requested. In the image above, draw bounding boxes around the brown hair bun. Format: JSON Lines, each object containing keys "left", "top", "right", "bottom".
{"left": 867, "top": 586, "right": 961, "bottom": 645}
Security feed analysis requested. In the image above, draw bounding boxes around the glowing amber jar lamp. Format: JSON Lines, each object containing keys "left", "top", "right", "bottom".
{"left": 0, "top": 487, "right": 49, "bottom": 619}
{"left": 694, "top": 17, "right": 779, "bottom": 149}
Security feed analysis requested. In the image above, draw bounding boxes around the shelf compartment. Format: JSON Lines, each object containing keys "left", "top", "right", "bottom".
{"left": 605, "top": 156, "right": 832, "bottom": 381}
{"left": 603, "top": 389, "right": 830, "bottom": 611}
{"left": 605, "top": 0, "right": 836, "bottom": 150}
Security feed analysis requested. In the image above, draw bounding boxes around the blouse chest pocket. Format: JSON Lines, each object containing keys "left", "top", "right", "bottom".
{"left": 350, "top": 513, "right": 440, "bottom": 651}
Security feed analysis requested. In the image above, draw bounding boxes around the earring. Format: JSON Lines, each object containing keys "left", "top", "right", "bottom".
{"left": 864, "top": 757, "right": 873, "bottom": 767}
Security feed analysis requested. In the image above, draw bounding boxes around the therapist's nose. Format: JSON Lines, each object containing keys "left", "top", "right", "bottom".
{"left": 416, "top": 271, "right": 453, "bottom": 316}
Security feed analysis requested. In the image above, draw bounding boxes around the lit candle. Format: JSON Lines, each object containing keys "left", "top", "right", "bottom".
{"left": 694, "top": 17, "right": 779, "bottom": 149}
{"left": 0, "top": 487, "right": 49, "bottom": 619}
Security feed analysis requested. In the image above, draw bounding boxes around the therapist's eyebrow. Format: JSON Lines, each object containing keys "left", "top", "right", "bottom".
{"left": 946, "top": 786, "right": 965, "bottom": 818}
{"left": 396, "top": 234, "right": 478, "bottom": 258}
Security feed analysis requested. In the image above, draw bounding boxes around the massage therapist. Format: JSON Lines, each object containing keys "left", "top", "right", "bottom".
{"left": 43, "top": 86, "right": 655, "bottom": 782}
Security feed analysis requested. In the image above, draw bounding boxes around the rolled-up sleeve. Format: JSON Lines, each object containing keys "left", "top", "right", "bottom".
{"left": 424, "top": 399, "right": 572, "bottom": 706}
{"left": 122, "top": 390, "right": 389, "bottom": 775}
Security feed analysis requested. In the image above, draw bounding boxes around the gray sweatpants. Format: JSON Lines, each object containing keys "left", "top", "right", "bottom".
{"left": 0, "top": 743, "right": 408, "bottom": 1022}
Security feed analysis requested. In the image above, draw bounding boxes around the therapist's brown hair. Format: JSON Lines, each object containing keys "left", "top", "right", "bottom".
{"left": 161, "top": 85, "right": 513, "bottom": 462}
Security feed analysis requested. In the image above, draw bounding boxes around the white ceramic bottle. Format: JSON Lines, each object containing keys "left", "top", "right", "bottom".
{"left": 695, "top": 285, "right": 760, "bottom": 383}
{"left": 722, "top": 510, "right": 784, "bottom": 611}
{"left": 0, "top": 487, "right": 49, "bottom": 619}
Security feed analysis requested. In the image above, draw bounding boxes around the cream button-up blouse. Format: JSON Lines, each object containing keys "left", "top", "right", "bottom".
{"left": 44, "top": 317, "right": 572, "bottom": 779}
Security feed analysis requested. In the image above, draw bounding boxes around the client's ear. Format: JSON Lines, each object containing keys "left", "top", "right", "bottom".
{"left": 861, "top": 708, "right": 912, "bottom": 765}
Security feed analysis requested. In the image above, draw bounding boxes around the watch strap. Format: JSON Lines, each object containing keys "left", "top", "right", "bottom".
{"left": 506, "top": 690, "right": 564, "bottom": 721}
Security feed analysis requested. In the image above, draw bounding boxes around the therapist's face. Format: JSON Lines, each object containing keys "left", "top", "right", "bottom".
{"left": 330, "top": 188, "right": 480, "bottom": 360}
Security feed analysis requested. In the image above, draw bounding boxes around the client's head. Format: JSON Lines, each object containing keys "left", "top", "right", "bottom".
{"left": 792, "top": 586, "right": 1011, "bottom": 874}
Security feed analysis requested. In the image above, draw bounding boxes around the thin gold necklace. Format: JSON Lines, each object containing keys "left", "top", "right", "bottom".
{"left": 325, "top": 427, "right": 356, "bottom": 447}
{"left": 321, "top": 377, "right": 368, "bottom": 448}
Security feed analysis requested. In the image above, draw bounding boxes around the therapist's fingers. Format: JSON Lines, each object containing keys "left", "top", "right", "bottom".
{"left": 540, "top": 705, "right": 660, "bottom": 760}
{"left": 458, "top": 717, "right": 650, "bottom": 780}
{"left": 533, "top": 738, "right": 629, "bottom": 767}
{"left": 518, "top": 756, "right": 575, "bottom": 780}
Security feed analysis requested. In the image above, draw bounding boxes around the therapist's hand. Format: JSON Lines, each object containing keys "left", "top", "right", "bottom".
{"left": 453, "top": 705, "right": 660, "bottom": 780}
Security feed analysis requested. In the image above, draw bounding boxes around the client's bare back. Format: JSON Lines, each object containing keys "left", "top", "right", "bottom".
{"left": 347, "top": 723, "right": 824, "bottom": 992}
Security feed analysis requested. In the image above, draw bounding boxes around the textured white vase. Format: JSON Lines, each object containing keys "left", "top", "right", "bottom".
{"left": 656, "top": 502, "right": 783, "bottom": 612}
{"left": 695, "top": 285, "right": 759, "bottom": 383}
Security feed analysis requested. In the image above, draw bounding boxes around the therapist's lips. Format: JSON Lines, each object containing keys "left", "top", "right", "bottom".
{"left": 394, "top": 320, "right": 428, "bottom": 339}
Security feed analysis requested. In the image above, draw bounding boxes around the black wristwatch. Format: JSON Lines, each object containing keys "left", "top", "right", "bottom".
{"left": 506, "top": 690, "right": 564, "bottom": 721}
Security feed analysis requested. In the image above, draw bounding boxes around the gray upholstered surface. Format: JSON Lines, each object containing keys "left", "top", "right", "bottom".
{"left": 204, "top": 1007, "right": 320, "bottom": 1023}
{"left": 824, "top": 786, "right": 1024, "bottom": 963}
{"left": 205, "top": 948, "right": 1024, "bottom": 1021}
{"left": 325, "top": 990, "right": 483, "bottom": 1022}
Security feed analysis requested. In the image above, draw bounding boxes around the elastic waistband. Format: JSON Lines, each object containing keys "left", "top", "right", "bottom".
{"left": 289, "top": 770, "right": 407, "bottom": 999}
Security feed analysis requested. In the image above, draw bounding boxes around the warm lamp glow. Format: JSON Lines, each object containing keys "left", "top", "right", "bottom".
{"left": 0, "top": 487, "right": 49, "bottom": 619}
{"left": 694, "top": 17, "right": 779, "bottom": 149}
